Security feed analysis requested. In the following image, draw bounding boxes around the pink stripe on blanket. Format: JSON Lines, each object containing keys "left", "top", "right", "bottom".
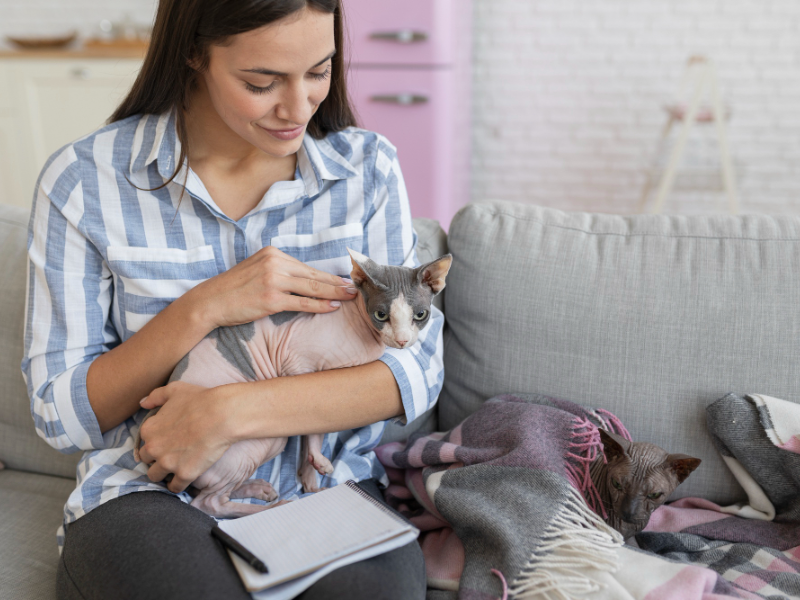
{"left": 644, "top": 565, "right": 741, "bottom": 600}
{"left": 644, "top": 504, "right": 729, "bottom": 533}
{"left": 374, "top": 442, "right": 406, "bottom": 467}
{"left": 785, "top": 546, "right": 800, "bottom": 560}
{"left": 768, "top": 556, "right": 797, "bottom": 573}
{"left": 667, "top": 498, "right": 724, "bottom": 511}
{"left": 448, "top": 424, "right": 463, "bottom": 447}
{"left": 779, "top": 436, "right": 800, "bottom": 454}
{"left": 733, "top": 573, "right": 772, "bottom": 593}
{"left": 408, "top": 439, "right": 427, "bottom": 466}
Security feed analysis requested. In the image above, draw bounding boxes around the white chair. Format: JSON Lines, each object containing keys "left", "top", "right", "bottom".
{"left": 639, "top": 56, "right": 739, "bottom": 214}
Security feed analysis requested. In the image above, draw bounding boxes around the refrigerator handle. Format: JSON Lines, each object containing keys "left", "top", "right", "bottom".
{"left": 369, "top": 94, "right": 430, "bottom": 106}
{"left": 369, "top": 30, "right": 428, "bottom": 43}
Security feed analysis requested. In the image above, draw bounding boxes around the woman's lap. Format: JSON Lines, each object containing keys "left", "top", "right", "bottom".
{"left": 57, "top": 480, "right": 425, "bottom": 600}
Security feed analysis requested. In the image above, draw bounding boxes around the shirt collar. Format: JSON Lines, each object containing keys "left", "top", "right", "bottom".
{"left": 130, "top": 109, "right": 359, "bottom": 198}
{"left": 297, "top": 132, "right": 359, "bottom": 196}
{"left": 129, "top": 110, "right": 179, "bottom": 178}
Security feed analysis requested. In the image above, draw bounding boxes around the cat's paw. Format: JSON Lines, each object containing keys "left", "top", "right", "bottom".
{"left": 308, "top": 452, "right": 334, "bottom": 475}
{"left": 230, "top": 479, "right": 278, "bottom": 502}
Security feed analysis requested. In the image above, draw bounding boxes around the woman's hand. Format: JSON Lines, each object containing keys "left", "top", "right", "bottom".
{"left": 137, "top": 381, "right": 236, "bottom": 493}
{"left": 189, "top": 245, "right": 357, "bottom": 329}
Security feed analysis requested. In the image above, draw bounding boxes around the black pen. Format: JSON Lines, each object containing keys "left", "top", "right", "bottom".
{"left": 211, "top": 525, "right": 269, "bottom": 574}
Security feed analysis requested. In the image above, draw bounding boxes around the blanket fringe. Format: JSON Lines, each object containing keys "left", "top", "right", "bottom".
{"left": 507, "top": 487, "right": 623, "bottom": 600}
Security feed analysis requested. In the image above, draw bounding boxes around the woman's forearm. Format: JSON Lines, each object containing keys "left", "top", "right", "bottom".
{"left": 87, "top": 291, "right": 214, "bottom": 433}
{"left": 221, "top": 361, "right": 404, "bottom": 442}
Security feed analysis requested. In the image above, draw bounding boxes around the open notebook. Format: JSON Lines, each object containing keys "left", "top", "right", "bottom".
{"left": 217, "top": 480, "right": 420, "bottom": 600}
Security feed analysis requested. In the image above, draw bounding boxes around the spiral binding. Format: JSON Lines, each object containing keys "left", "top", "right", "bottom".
{"left": 344, "top": 480, "right": 411, "bottom": 527}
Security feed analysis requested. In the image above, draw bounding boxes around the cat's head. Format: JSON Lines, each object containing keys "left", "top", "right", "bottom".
{"left": 347, "top": 249, "right": 452, "bottom": 349}
{"left": 599, "top": 429, "right": 701, "bottom": 535}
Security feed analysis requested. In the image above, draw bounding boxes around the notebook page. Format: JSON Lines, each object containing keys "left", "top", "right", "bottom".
{"left": 218, "top": 483, "right": 417, "bottom": 591}
{"left": 246, "top": 529, "right": 419, "bottom": 600}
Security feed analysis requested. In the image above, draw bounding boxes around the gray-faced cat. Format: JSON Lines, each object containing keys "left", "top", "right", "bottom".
{"left": 590, "top": 429, "right": 701, "bottom": 539}
{"left": 134, "top": 249, "right": 452, "bottom": 518}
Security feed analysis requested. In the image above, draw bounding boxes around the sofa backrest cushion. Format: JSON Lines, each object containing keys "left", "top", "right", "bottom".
{"left": 440, "top": 200, "right": 800, "bottom": 504}
{"left": 0, "top": 204, "right": 80, "bottom": 479}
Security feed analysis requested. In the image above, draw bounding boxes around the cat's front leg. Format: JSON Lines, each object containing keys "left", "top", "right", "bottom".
{"left": 299, "top": 434, "right": 332, "bottom": 493}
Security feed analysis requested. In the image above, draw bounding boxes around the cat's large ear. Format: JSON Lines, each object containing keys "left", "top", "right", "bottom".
{"left": 347, "top": 248, "right": 377, "bottom": 287}
{"left": 664, "top": 454, "right": 701, "bottom": 484}
{"left": 416, "top": 254, "right": 453, "bottom": 295}
{"left": 599, "top": 429, "right": 631, "bottom": 461}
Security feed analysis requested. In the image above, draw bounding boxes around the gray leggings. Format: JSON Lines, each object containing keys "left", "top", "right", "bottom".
{"left": 56, "top": 479, "right": 426, "bottom": 600}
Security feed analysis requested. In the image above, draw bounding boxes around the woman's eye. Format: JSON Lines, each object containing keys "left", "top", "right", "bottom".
{"left": 310, "top": 65, "right": 331, "bottom": 81}
{"left": 373, "top": 311, "right": 389, "bottom": 322}
{"left": 245, "top": 81, "right": 278, "bottom": 95}
{"left": 413, "top": 309, "right": 428, "bottom": 321}
{"left": 647, "top": 492, "right": 664, "bottom": 500}
{"left": 611, "top": 479, "right": 622, "bottom": 490}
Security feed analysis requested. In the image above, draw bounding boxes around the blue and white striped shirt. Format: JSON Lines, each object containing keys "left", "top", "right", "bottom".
{"left": 21, "top": 109, "right": 445, "bottom": 548}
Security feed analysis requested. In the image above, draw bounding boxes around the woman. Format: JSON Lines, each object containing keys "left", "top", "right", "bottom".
{"left": 22, "top": 1, "right": 443, "bottom": 598}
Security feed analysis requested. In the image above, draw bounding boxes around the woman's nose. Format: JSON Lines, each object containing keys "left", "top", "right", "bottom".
{"left": 275, "top": 81, "right": 315, "bottom": 125}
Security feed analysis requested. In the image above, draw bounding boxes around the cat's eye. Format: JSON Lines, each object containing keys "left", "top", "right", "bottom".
{"left": 647, "top": 492, "right": 663, "bottom": 500}
{"left": 611, "top": 479, "right": 622, "bottom": 490}
{"left": 373, "top": 311, "right": 389, "bottom": 322}
{"left": 413, "top": 309, "right": 429, "bottom": 321}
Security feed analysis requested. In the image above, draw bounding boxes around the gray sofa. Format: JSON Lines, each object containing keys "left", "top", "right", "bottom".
{"left": 3, "top": 199, "right": 800, "bottom": 598}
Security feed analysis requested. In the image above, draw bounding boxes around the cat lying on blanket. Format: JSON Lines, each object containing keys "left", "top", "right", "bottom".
{"left": 134, "top": 249, "right": 453, "bottom": 518}
{"left": 591, "top": 429, "right": 701, "bottom": 539}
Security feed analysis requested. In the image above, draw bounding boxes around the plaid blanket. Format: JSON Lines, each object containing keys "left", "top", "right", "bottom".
{"left": 376, "top": 393, "right": 628, "bottom": 599}
{"left": 377, "top": 393, "right": 800, "bottom": 600}
{"left": 633, "top": 393, "right": 800, "bottom": 599}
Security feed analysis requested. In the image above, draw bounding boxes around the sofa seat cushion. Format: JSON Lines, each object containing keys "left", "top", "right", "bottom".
{"left": 0, "top": 469, "right": 74, "bottom": 600}
{"left": 441, "top": 201, "right": 800, "bottom": 504}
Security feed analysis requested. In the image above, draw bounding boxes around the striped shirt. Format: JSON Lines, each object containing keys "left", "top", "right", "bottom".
{"left": 21, "top": 109, "right": 445, "bottom": 549}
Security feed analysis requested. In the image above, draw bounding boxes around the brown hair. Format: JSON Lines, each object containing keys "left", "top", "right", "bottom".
{"left": 110, "top": 0, "right": 356, "bottom": 189}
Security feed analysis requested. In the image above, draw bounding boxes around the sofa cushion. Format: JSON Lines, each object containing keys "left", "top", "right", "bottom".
{"left": 440, "top": 201, "right": 800, "bottom": 504}
{"left": 0, "top": 205, "right": 80, "bottom": 478}
{"left": 0, "top": 469, "right": 74, "bottom": 600}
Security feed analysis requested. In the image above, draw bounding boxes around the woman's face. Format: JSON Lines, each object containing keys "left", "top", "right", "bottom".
{"left": 197, "top": 7, "right": 335, "bottom": 158}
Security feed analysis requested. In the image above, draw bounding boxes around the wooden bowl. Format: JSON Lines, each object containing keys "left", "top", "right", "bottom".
{"left": 6, "top": 32, "right": 78, "bottom": 50}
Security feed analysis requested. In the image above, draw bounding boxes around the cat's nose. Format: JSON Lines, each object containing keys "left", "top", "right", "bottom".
{"left": 396, "top": 339, "right": 408, "bottom": 348}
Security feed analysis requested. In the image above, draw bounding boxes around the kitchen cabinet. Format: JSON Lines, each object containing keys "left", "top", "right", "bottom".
{"left": 0, "top": 55, "right": 142, "bottom": 208}
{"left": 345, "top": 0, "right": 473, "bottom": 229}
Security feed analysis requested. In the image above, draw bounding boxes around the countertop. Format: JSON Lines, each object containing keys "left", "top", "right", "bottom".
{"left": 0, "top": 41, "right": 148, "bottom": 59}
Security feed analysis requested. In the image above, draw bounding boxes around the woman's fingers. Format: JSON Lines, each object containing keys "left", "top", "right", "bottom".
{"left": 139, "top": 387, "right": 168, "bottom": 410}
{"left": 281, "top": 274, "right": 357, "bottom": 303}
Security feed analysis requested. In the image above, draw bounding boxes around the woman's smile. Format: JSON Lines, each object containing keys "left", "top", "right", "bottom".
{"left": 256, "top": 123, "right": 306, "bottom": 141}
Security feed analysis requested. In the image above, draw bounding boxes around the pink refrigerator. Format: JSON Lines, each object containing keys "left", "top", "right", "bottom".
{"left": 344, "top": 0, "right": 472, "bottom": 230}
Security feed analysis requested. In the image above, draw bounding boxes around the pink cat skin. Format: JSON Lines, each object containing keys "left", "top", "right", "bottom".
{"left": 135, "top": 249, "right": 452, "bottom": 518}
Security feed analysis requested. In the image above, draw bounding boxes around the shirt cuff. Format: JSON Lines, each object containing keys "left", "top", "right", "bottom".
{"left": 51, "top": 361, "right": 104, "bottom": 450}
{"left": 378, "top": 348, "right": 432, "bottom": 427}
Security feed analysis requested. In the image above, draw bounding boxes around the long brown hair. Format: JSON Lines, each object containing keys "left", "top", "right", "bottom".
{"left": 111, "top": 0, "right": 356, "bottom": 189}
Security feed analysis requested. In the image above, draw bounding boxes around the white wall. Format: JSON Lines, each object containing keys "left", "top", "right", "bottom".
{"left": 471, "top": 0, "right": 800, "bottom": 215}
{"left": 3, "top": 0, "right": 800, "bottom": 215}
{"left": 0, "top": 0, "right": 155, "bottom": 41}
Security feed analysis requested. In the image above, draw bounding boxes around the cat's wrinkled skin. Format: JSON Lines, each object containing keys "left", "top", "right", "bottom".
{"left": 590, "top": 429, "right": 701, "bottom": 539}
{"left": 134, "top": 250, "right": 452, "bottom": 518}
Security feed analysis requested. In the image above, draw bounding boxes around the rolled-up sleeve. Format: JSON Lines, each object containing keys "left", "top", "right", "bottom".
{"left": 363, "top": 136, "right": 445, "bottom": 426}
{"left": 21, "top": 146, "right": 117, "bottom": 453}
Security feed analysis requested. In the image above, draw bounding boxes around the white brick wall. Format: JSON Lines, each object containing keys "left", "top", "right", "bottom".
{"left": 471, "top": 0, "right": 800, "bottom": 215}
{"left": 4, "top": 0, "right": 800, "bottom": 215}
